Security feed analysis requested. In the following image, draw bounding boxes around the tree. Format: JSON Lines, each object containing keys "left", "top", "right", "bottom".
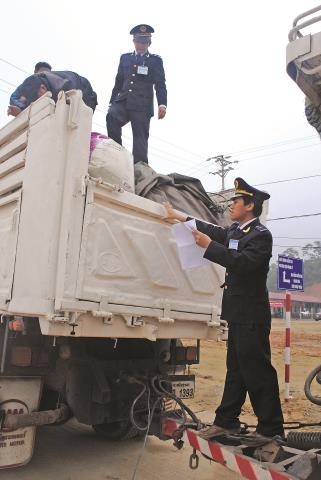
{"left": 302, "top": 241, "right": 321, "bottom": 259}
{"left": 279, "top": 247, "right": 300, "bottom": 258}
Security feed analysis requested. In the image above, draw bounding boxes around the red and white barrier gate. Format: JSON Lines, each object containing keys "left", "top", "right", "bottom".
{"left": 285, "top": 292, "right": 291, "bottom": 401}
{"left": 162, "top": 418, "right": 297, "bottom": 480}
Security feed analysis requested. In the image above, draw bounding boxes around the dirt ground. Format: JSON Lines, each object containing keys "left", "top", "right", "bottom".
{"left": 187, "top": 318, "right": 321, "bottom": 429}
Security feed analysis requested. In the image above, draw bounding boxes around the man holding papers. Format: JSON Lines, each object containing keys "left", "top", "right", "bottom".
{"left": 163, "top": 177, "right": 284, "bottom": 444}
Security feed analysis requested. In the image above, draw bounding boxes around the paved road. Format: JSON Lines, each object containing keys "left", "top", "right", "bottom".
{"left": 0, "top": 420, "right": 242, "bottom": 480}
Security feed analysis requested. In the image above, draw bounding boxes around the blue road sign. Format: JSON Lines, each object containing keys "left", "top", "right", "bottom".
{"left": 277, "top": 255, "right": 304, "bottom": 291}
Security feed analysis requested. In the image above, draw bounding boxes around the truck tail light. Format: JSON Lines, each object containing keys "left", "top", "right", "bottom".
{"left": 8, "top": 318, "right": 24, "bottom": 332}
{"left": 172, "top": 341, "right": 200, "bottom": 365}
{"left": 9, "top": 347, "right": 50, "bottom": 367}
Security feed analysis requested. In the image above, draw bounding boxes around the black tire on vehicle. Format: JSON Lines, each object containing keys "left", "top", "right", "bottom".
{"left": 304, "top": 364, "right": 321, "bottom": 406}
{"left": 92, "top": 420, "right": 139, "bottom": 441}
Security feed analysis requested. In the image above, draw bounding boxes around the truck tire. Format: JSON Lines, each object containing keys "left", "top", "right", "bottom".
{"left": 304, "top": 364, "right": 321, "bottom": 406}
{"left": 92, "top": 420, "right": 138, "bottom": 441}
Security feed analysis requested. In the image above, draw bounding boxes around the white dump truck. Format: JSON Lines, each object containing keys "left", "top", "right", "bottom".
{"left": 0, "top": 90, "right": 226, "bottom": 468}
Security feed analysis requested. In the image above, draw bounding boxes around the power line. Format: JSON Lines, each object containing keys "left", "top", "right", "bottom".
{"left": 273, "top": 244, "right": 321, "bottom": 249}
{"left": 267, "top": 212, "right": 321, "bottom": 221}
{"left": 202, "top": 170, "right": 321, "bottom": 188}
{"left": 227, "top": 134, "right": 318, "bottom": 156}
{"left": 149, "top": 133, "right": 205, "bottom": 159}
{"left": 192, "top": 141, "right": 321, "bottom": 179}
{"left": 236, "top": 141, "right": 321, "bottom": 163}
{"left": 0, "top": 77, "right": 17, "bottom": 88}
{"left": 147, "top": 143, "right": 198, "bottom": 168}
{"left": 254, "top": 174, "right": 321, "bottom": 187}
{"left": 186, "top": 140, "right": 321, "bottom": 179}
{"left": 0, "top": 87, "right": 10, "bottom": 95}
{"left": 0, "top": 57, "right": 30, "bottom": 75}
{"left": 185, "top": 136, "right": 320, "bottom": 176}
{"left": 274, "top": 236, "right": 321, "bottom": 240}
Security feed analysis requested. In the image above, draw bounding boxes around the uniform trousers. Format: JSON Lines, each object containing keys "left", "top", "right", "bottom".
{"left": 214, "top": 322, "right": 284, "bottom": 437}
{"left": 106, "top": 100, "right": 151, "bottom": 164}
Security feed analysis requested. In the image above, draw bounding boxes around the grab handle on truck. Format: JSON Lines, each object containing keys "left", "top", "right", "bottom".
{"left": 289, "top": 5, "right": 321, "bottom": 41}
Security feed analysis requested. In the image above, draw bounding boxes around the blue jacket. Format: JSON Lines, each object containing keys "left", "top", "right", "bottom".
{"left": 110, "top": 51, "right": 167, "bottom": 116}
{"left": 10, "top": 85, "right": 26, "bottom": 110}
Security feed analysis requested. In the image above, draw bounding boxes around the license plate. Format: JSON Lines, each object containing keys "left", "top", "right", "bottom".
{"left": 171, "top": 379, "right": 195, "bottom": 399}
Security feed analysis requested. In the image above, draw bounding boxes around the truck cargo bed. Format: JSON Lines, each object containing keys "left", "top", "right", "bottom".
{"left": 0, "top": 91, "right": 224, "bottom": 340}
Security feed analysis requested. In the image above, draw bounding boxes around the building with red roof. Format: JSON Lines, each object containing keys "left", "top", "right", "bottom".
{"left": 269, "top": 291, "right": 321, "bottom": 319}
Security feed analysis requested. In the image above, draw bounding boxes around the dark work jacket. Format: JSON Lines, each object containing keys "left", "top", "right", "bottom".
{"left": 17, "top": 71, "right": 98, "bottom": 112}
{"left": 196, "top": 218, "right": 272, "bottom": 325}
{"left": 109, "top": 52, "right": 167, "bottom": 116}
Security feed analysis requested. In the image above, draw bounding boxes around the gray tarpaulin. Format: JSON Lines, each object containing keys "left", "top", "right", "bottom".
{"left": 134, "top": 162, "right": 225, "bottom": 225}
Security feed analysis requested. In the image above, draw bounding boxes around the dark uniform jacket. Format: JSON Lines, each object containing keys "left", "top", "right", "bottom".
{"left": 110, "top": 52, "right": 167, "bottom": 116}
{"left": 196, "top": 218, "right": 272, "bottom": 325}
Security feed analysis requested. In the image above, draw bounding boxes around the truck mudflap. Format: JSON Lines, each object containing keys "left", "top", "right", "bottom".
{"left": 0, "top": 377, "right": 42, "bottom": 469}
{"left": 161, "top": 418, "right": 321, "bottom": 480}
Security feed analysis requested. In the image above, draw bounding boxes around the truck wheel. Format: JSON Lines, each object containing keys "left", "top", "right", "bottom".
{"left": 304, "top": 364, "right": 321, "bottom": 406}
{"left": 92, "top": 420, "right": 138, "bottom": 440}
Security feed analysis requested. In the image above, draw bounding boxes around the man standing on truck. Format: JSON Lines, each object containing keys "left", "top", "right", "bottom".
{"left": 164, "top": 178, "right": 284, "bottom": 442}
{"left": 7, "top": 70, "right": 97, "bottom": 116}
{"left": 107, "top": 24, "right": 167, "bottom": 164}
{"left": 8, "top": 61, "right": 52, "bottom": 117}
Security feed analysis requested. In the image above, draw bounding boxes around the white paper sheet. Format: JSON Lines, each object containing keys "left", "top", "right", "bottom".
{"left": 172, "top": 220, "right": 210, "bottom": 270}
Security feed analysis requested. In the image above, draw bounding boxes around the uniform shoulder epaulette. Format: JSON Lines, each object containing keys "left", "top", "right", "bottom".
{"left": 255, "top": 225, "right": 268, "bottom": 232}
{"left": 150, "top": 53, "right": 162, "bottom": 59}
{"left": 122, "top": 52, "right": 133, "bottom": 57}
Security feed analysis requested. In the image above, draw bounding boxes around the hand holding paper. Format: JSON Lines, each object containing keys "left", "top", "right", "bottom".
{"left": 172, "top": 220, "right": 210, "bottom": 270}
{"left": 191, "top": 229, "right": 212, "bottom": 249}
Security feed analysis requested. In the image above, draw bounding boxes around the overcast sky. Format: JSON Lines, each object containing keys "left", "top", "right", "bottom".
{"left": 1, "top": 0, "right": 321, "bottom": 260}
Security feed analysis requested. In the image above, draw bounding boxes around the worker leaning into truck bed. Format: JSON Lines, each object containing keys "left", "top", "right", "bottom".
{"left": 8, "top": 61, "right": 52, "bottom": 117}
{"left": 164, "top": 178, "right": 284, "bottom": 443}
{"left": 8, "top": 70, "right": 97, "bottom": 116}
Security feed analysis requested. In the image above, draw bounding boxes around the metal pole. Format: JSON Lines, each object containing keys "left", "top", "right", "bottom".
{"left": 221, "top": 161, "right": 224, "bottom": 190}
{"left": 1, "top": 317, "right": 9, "bottom": 374}
{"left": 285, "top": 292, "right": 291, "bottom": 401}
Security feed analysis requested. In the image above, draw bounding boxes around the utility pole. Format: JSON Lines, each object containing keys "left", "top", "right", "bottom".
{"left": 207, "top": 154, "right": 239, "bottom": 191}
